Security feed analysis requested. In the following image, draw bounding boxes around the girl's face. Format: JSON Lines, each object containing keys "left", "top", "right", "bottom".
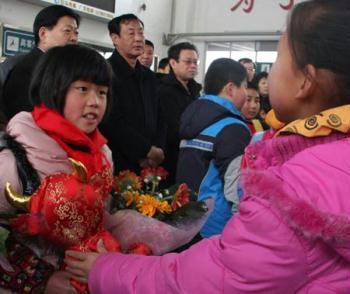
{"left": 241, "top": 88, "right": 260, "bottom": 120}
{"left": 258, "top": 77, "right": 269, "bottom": 96}
{"left": 63, "top": 80, "right": 108, "bottom": 134}
{"left": 269, "top": 34, "right": 304, "bottom": 123}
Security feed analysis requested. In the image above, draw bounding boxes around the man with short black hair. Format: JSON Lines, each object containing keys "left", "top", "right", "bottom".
{"left": 157, "top": 57, "right": 170, "bottom": 74}
{"left": 138, "top": 39, "right": 154, "bottom": 68}
{"left": 2, "top": 5, "right": 80, "bottom": 120}
{"left": 155, "top": 57, "right": 169, "bottom": 82}
{"left": 157, "top": 42, "right": 202, "bottom": 184}
{"left": 101, "top": 14, "right": 165, "bottom": 173}
{"left": 177, "top": 58, "right": 251, "bottom": 239}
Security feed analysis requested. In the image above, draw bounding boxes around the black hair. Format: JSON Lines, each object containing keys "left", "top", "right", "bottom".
{"left": 108, "top": 14, "right": 144, "bottom": 35}
{"left": 30, "top": 44, "right": 113, "bottom": 117}
{"left": 145, "top": 39, "right": 154, "bottom": 49}
{"left": 33, "top": 5, "right": 81, "bottom": 45}
{"left": 252, "top": 71, "right": 268, "bottom": 89}
{"left": 247, "top": 81, "right": 259, "bottom": 91}
{"left": 238, "top": 58, "right": 256, "bottom": 69}
{"left": 288, "top": 0, "right": 350, "bottom": 102}
{"left": 158, "top": 58, "right": 169, "bottom": 69}
{"left": 168, "top": 42, "right": 198, "bottom": 61}
{"left": 204, "top": 58, "right": 246, "bottom": 95}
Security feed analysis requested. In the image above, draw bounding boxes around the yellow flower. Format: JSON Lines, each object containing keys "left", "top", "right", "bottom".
{"left": 122, "top": 191, "right": 140, "bottom": 207}
{"left": 157, "top": 200, "right": 172, "bottom": 214}
{"left": 136, "top": 195, "right": 159, "bottom": 217}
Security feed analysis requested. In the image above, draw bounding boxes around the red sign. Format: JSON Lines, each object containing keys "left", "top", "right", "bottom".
{"left": 231, "top": 0, "right": 294, "bottom": 13}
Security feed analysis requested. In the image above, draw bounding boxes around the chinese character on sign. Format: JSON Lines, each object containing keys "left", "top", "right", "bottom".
{"left": 6, "top": 36, "right": 19, "bottom": 51}
{"left": 26, "top": 40, "right": 33, "bottom": 48}
{"left": 230, "top": 0, "right": 294, "bottom": 13}
{"left": 231, "top": 0, "right": 254, "bottom": 13}
{"left": 279, "top": 0, "right": 294, "bottom": 10}
{"left": 20, "top": 39, "right": 27, "bottom": 48}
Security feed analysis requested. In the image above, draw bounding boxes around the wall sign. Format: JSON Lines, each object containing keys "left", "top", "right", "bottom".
{"left": 61, "top": 0, "right": 115, "bottom": 20}
{"left": 23, "top": 0, "right": 116, "bottom": 20}
{"left": 2, "top": 26, "right": 35, "bottom": 57}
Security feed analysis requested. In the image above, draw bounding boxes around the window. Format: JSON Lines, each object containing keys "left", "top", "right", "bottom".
{"left": 205, "top": 40, "right": 278, "bottom": 73}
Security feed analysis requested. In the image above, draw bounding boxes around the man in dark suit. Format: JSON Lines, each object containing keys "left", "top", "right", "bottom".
{"left": 2, "top": 5, "right": 80, "bottom": 120}
{"left": 100, "top": 14, "right": 165, "bottom": 173}
{"left": 158, "top": 42, "right": 202, "bottom": 184}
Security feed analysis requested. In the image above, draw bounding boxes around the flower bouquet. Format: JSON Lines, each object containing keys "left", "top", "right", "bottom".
{"left": 106, "top": 167, "right": 209, "bottom": 255}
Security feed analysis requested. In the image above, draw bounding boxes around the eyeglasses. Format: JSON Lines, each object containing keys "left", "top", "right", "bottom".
{"left": 178, "top": 59, "right": 200, "bottom": 66}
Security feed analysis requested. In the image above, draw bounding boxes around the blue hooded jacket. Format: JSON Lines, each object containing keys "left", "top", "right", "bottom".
{"left": 177, "top": 95, "right": 251, "bottom": 237}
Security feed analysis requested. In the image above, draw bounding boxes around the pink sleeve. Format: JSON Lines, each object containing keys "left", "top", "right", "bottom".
{"left": 89, "top": 197, "right": 307, "bottom": 294}
{"left": 220, "top": 196, "right": 307, "bottom": 292}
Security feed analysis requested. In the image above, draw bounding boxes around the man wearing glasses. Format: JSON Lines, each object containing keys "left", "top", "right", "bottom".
{"left": 158, "top": 42, "right": 202, "bottom": 185}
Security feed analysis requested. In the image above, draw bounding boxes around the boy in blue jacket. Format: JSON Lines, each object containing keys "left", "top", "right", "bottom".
{"left": 176, "top": 58, "right": 251, "bottom": 238}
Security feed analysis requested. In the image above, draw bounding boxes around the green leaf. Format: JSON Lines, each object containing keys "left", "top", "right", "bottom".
{"left": 110, "top": 192, "right": 128, "bottom": 213}
{"left": 164, "top": 201, "right": 208, "bottom": 225}
{"left": 0, "top": 227, "right": 10, "bottom": 255}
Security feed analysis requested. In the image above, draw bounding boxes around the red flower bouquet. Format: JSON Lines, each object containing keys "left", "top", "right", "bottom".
{"left": 107, "top": 167, "right": 208, "bottom": 255}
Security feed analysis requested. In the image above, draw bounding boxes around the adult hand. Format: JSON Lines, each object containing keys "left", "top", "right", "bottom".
{"left": 146, "top": 146, "right": 164, "bottom": 166}
{"left": 44, "top": 271, "right": 77, "bottom": 294}
{"left": 64, "top": 240, "right": 107, "bottom": 284}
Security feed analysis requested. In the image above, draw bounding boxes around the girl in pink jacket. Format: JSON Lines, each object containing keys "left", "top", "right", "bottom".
{"left": 66, "top": 1, "right": 350, "bottom": 292}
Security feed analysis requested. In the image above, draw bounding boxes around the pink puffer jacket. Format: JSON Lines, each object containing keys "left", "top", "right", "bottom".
{"left": 89, "top": 131, "right": 350, "bottom": 293}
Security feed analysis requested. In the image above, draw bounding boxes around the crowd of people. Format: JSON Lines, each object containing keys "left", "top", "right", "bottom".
{"left": 0, "top": 0, "right": 349, "bottom": 293}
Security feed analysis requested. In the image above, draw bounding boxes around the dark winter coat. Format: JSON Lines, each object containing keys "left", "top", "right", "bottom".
{"left": 100, "top": 50, "right": 165, "bottom": 173}
{"left": 158, "top": 70, "right": 201, "bottom": 184}
{"left": 2, "top": 47, "right": 43, "bottom": 120}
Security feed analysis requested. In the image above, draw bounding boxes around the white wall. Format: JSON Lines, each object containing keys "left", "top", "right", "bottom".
{"left": 172, "top": 0, "right": 306, "bottom": 34}
{"left": 0, "top": 0, "right": 172, "bottom": 58}
{"left": 170, "top": 0, "right": 306, "bottom": 82}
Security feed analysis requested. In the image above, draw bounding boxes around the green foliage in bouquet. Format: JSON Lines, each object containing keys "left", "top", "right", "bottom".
{"left": 0, "top": 227, "right": 10, "bottom": 255}
{"left": 111, "top": 167, "right": 208, "bottom": 224}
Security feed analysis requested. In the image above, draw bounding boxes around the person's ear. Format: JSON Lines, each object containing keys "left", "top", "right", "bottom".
{"left": 295, "top": 64, "right": 317, "bottom": 100}
{"left": 38, "top": 26, "right": 47, "bottom": 44}
{"left": 169, "top": 58, "right": 177, "bottom": 69}
{"left": 110, "top": 33, "right": 120, "bottom": 47}
{"left": 222, "top": 81, "right": 236, "bottom": 98}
